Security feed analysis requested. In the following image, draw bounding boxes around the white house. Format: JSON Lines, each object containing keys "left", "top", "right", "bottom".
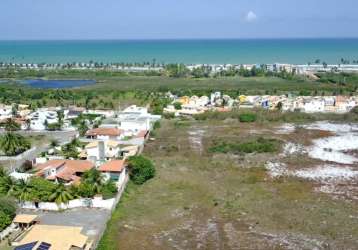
{"left": 117, "top": 105, "right": 161, "bottom": 133}
{"left": 84, "top": 140, "right": 121, "bottom": 162}
{"left": 302, "top": 98, "right": 325, "bottom": 113}
{"left": 0, "top": 104, "right": 12, "bottom": 120}
{"left": 119, "top": 116, "right": 151, "bottom": 133}
{"left": 27, "top": 109, "right": 58, "bottom": 130}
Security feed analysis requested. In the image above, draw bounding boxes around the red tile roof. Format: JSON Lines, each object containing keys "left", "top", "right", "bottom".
{"left": 85, "top": 127, "right": 122, "bottom": 137}
{"left": 99, "top": 160, "right": 126, "bottom": 173}
{"left": 35, "top": 160, "right": 94, "bottom": 182}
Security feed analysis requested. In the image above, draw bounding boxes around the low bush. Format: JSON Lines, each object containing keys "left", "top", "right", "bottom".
{"left": 239, "top": 113, "right": 257, "bottom": 122}
{"left": 101, "top": 181, "right": 118, "bottom": 199}
{"left": 209, "top": 137, "right": 280, "bottom": 154}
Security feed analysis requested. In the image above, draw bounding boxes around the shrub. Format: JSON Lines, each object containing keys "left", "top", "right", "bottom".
{"left": 239, "top": 113, "right": 257, "bottom": 122}
{"left": 128, "top": 156, "right": 156, "bottom": 185}
{"left": 163, "top": 112, "right": 175, "bottom": 119}
{"left": 77, "top": 182, "right": 96, "bottom": 198}
{"left": 153, "top": 121, "right": 161, "bottom": 130}
{"left": 101, "top": 181, "right": 118, "bottom": 199}
{"left": 209, "top": 137, "right": 280, "bottom": 154}
{"left": 173, "top": 102, "right": 182, "bottom": 110}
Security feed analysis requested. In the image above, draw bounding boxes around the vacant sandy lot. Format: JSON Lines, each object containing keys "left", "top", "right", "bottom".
{"left": 99, "top": 119, "right": 358, "bottom": 250}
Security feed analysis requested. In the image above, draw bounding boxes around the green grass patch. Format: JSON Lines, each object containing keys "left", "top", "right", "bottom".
{"left": 209, "top": 137, "right": 280, "bottom": 154}
{"left": 239, "top": 113, "right": 257, "bottom": 122}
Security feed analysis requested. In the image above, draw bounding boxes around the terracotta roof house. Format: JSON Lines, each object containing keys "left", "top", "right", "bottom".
{"left": 35, "top": 160, "right": 94, "bottom": 184}
{"left": 85, "top": 127, "right": 123, "bottom": 140}
{"left": 99, "top": 160, "right": 127, "bottom": 182}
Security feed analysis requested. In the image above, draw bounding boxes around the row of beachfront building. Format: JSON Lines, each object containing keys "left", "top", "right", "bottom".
{"left": 164, "top": 92, "right": 358, "bottom": 116}
{"left": 2, "top": 62, "right": 358, "bottom": 74}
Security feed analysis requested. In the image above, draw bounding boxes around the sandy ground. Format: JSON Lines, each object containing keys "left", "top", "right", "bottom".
{"left": 267, "top": 121, "right": 358, "bottom": 200}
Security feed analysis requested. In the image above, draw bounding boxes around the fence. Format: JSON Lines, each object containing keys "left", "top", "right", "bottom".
{"left": 19, "top": 173, "right": 129, "bottom": 211}
{"left": 0, "top": 223, "right": 17, "bottom": 241}
{"left": 0, "top": 147, "right": 37, "bottom": 161}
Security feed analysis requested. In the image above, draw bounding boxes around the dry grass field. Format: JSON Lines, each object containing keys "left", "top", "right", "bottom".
{"left": 98, "top": 118, "right": 358, "bottom": 250}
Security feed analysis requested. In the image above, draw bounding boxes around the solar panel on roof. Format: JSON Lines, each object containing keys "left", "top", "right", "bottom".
{"left": 36, "top": 242, "right": 51, "bottom": 250}
{"left": 15, "top": 241, "right": 38, "bottom": 250}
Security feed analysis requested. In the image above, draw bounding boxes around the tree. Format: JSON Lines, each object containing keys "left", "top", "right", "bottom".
{"left": 11, "top": 104, "right": 18, "bottom": 117}
{"left": 276, "top": 102, "right": 283, "bottom": 111}
{"left": 4, "top": 118, "right": 20, "bottom": 132}
{"left": 14, "top": 179, "right": 34, "bottom": 202}
{"left": 128, "top": 155, "right": 156, "bottom": 185}
{"left": 78, "top": 121, "right": 89, "bottom": 137}
{"left": 50, "top": 139, "right": 59, "bottom": 147}
{"left": 0, "top": 175, "right": 17, "bottom": 196}
{"left": 165, "top": 64, "right": 189, "bottom": 78}
{"left": 82, "top": 168, "right": 103, "bottom": 193}
{"left": 61, "top": 143, "right": 79, "bottom": 159}
{"left": 49, "top": 184, "right": 73, "bottom": 204}
{"left": 44, "top": 119, "right": 49, "bottom": 129}
{"left": 173, "top": 102, "right": 182, "bottom": 110}
{"left": 29, "top": 177, "right": 57, "bottom": 202}
{"left": 25, "top": 119, "right": 31, "bottom": 131}
{"left": 0, "top": 132, "right": 31, "bottom": 156}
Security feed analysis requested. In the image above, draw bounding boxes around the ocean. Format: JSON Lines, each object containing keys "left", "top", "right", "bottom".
{"left": 0, "top": 39, "right": 357, "bottom": 65}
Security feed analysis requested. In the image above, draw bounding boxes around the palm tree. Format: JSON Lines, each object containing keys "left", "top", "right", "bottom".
{"left": 14, "top": 179, "right": 33, "bottom": 202}
{"left": 25, "top": 119, "right": 31, "bottom": 131}
{"left": 0, "top": 133, "right": 31, "bottom": 156}
{"left": 78, "top": 121, "right": 88, "bottom": 137}
{"left": 56, "top": 110, "right": 65, "bottom": 129}
{"left": 50, "top": 139, "right": 59, "bottom": 148}
{"left": 0, "top": 175, "right": 17, "bottom": 196}
{"left": 82, "top": 168, "right": 104, "bottom": 194}
{"left": 49, "top": 184, "right": 73, "bottom": 204}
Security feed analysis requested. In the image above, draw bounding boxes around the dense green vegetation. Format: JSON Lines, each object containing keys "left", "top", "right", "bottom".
{"left": 128, "top": 156, "right": 156, "bottom": 185}
{"left": 194, "top": 107, "right": 358, "bottom": 123}
{"left": 1, "top": 70, "right": 358, "bottom": 112}
{"left": 0, "top": 132, "right": 31, "bottom": 156}
{"left": 238, "top": 113, "right": 257, "bottom": 122}
{"left": 0, "top": 196, "right": 16, "bottom": 231}
{"left": 209, "top": 137, "right": 280, "bottom": 154}
{"left": 0, "top": 167, "right": 117, "bottom": 205}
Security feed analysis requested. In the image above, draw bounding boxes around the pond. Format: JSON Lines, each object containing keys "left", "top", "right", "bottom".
{"left": 20, "top": 79, "right": 96, "bottom": 88}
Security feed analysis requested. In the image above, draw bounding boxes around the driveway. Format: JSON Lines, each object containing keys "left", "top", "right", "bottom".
{"left": 19, "top": 208, "right": 111, "bottom": 244}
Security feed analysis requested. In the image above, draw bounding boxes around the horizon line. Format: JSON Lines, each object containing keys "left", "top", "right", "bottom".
{"left": 1, "top": 37, "right": 358, "bottom": 42}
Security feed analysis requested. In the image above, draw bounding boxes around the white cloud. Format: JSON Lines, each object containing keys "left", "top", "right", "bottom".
{"left": 245, "top": 11, "right": 257, "bottom": 23}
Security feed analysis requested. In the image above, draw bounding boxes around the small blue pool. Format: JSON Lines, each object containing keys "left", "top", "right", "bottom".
{"left": 21, "top": 79, "right": 96, "bottom": 88}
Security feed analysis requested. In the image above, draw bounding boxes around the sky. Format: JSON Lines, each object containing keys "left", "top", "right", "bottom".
{"left": 1, "top": 0, "right": 358, "bottom": 40}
